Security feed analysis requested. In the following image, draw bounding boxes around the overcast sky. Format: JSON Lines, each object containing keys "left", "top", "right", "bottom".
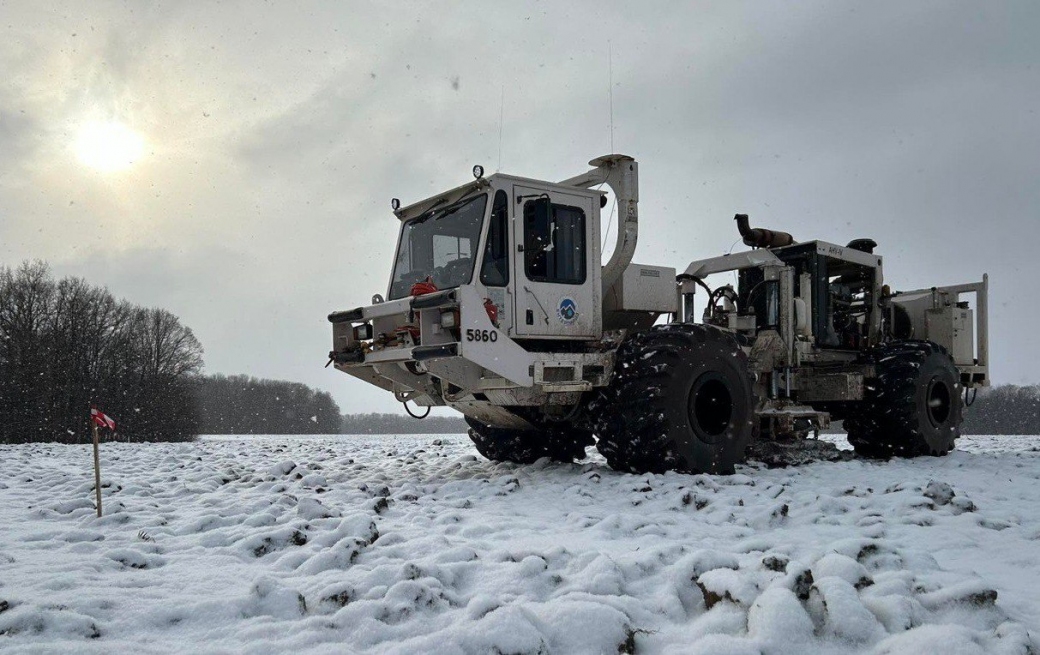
{"left": 2, "top": 1, "right": 1038, "bottom": 415}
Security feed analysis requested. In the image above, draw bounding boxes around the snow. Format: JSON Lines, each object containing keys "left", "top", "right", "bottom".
{"left": 0, "top": 434, "right": 1037, "bottom": 654}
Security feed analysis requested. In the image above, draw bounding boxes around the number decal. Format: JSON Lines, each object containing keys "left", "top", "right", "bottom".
{"left": 465, "top": 329, "right": 498, "bottom": 343}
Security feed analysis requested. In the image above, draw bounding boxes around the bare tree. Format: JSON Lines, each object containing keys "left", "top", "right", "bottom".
{"left": 0, "top": 262, "right": 204, "bottom": 443}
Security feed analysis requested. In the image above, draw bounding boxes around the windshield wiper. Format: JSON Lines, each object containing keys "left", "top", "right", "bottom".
{"left": 412, "top": 192, "right": 482, "bottom": 225}
{"left": 411, "top": 198, "right": 449, "bottom": 225}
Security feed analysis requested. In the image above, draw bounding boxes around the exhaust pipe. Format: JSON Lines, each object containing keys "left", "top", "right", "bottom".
{"left": 735, "top": 214, "right": 795, "bottom": 249}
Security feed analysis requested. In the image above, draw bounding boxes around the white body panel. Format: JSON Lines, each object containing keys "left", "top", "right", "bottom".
{"left": 891, "top": 276, "right": 988, "bottom": 378}
{"left": 608, "top": 263, "right": 678, "bottom": 313}
{"left": 456, "top": 285, "right": 534, "bottom": 386}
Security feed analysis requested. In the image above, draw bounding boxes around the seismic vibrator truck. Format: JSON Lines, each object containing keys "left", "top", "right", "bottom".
{"left": 328, "top": 155, "right": 989, "bottom": 474}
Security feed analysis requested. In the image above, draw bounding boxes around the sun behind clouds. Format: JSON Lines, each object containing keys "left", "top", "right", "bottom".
{"left": 75, "top": 120, "right": 145, "bottom": 172}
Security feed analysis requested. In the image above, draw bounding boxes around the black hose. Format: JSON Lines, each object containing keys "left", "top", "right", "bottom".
{"left": 677, "top": 274, "right": 712, "bottom": 297}
{"left": 964, "top": 387, "right": 978, "bottom": 407}
{"left": 744, "top": 280, "right": 772, "bottom": 311}
{"left": 707, "top": 286, "right": 738, "bottom": 319}
{"left": 676, "top": 274, "right": 713, "bottom": 321}
{"left": 744, "top": 280, "right": 779, "bottom": 330}
{"left": 403, "top": 400, "right": 431, "bottom": 419}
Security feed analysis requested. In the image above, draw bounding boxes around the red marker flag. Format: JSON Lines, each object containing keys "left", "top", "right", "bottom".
{"left": 91, "top": 407, "right": 116, "bottom": 431}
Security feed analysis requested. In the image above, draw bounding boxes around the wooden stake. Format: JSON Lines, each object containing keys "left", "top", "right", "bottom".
{"left": 92, "top": 421, "right": 102, "bottom": 518}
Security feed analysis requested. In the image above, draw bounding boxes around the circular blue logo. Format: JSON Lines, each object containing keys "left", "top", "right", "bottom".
{"left": 557, "top": 297, "right": 578, "bottom": 324}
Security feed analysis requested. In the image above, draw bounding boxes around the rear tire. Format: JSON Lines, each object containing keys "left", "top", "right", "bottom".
{"left": 845, "top": 340, "right": 962, "bottom": 458}
{"left": 465, "top": 418, "right": 590, "bottom": 464}
{"left": 591, "top": 324, "right": 755, "bottom": 475}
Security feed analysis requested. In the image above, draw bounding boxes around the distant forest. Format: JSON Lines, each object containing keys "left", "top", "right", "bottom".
{"left": 962, "top": 385, "right": 1040, "bottom": 435}
{"left": 193, "top": 374, "right": 343, "bottom": 434}
{"left": 341, "top": 412, "right": 467, "bottom": 434}
{"left": 0, "top": 261, "right": 203, "bottom": 443}
{"left": 335, "top": 387, "right": 1039, "bottom": 437}
{"left": 191, "top": 377, "right": 469, "bottom": 435}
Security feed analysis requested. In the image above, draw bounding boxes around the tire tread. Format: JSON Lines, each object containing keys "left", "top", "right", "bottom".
{"left": 845, "top": 340, "right": 961, "bottom": 458}
{"left": 591, "top": 324, "right": 754, "bottom": 474}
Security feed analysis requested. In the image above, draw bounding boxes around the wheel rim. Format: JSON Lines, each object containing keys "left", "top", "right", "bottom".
{"left": 926, "top": 376, "right": 952, "bottom": 427}
{"left": 688, "top": 372, "right": 733, "bottom": 444}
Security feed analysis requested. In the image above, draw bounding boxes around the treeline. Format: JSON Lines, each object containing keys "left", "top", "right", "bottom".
{"left": 193, "top": 374, "right": 343, "bottom": 434}
{"left": 962, "top": 385, "right": 1040, "bottom": 435}
{"left": 0, "top": 261, "right": 203, "bottom": 443}
{"left": 342, "top": 413, "right": 468, "bottom": 434}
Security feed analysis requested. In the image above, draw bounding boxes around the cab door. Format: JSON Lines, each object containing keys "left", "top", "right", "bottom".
{"left": 512, "top": 185, "right": 599, "bottom": 338}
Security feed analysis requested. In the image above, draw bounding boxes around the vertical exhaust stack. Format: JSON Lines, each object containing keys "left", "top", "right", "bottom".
{"left": 735, "top": 214, "right": 795, "bottom": 249}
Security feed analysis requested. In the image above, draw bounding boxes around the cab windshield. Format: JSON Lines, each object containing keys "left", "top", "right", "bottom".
{"left": 389, "top": 193, "right": 488, "bottom": 299}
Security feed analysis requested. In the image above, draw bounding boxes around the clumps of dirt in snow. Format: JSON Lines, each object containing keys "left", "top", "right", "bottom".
{"left": 104, "top": 547, "right": 165, "bottom": 570}
{"left": 0, "top": 604, "right": 101, "bottom": 640}
{"left": 0, "top": 435, "right": 1037, "bottom": 653}
{"left": 745, "top": 436, "right": 857, "bottom": 468}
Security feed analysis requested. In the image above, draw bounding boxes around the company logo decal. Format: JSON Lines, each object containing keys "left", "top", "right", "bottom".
{"left": 557, "top": 297, "right": 578, "bottom": 324}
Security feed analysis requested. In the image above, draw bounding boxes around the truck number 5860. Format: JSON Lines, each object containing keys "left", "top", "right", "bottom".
{"left": 465, "top": 329, "right": 498, "bottom": 343}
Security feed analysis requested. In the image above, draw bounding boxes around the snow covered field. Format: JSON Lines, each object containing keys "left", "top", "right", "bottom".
{"left": 0, "top": 434, "right": 1037, "bottom": 654}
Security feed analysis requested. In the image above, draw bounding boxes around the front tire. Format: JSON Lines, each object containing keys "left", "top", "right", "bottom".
{"left": 465, "top": 418, "right": 589, "bottom": 464}
{"left": 845, "top": 341, "right": 962, "bottom": 458}
{"left": 592, "top": 324, "right": 755, "bottom": 474}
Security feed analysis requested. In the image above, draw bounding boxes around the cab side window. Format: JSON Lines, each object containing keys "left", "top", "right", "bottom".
{"left": 523, "top": 197, "right": 586, "bottom": 284}
{"left": 479, "top": 190, "right": 509, "bottom": 286}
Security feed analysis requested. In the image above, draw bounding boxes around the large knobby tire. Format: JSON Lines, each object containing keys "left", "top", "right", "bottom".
{"left": 845, "top": 341, "right": 962, "bottom": 458}
{"left": 591, "top": 324, "right": 755, "bottom": 475}
{"left": 465, "top": 417, "right": 590, "bottom": 464}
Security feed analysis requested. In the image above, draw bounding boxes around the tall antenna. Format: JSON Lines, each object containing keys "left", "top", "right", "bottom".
{"left": 497, "top": 85, "right": 504, "bottom": 172}
{"left": 608, "top": 41, "right": 614, "bottom": 153}
{"left": 602, "top": 42, "right": 617, "bottom": 249}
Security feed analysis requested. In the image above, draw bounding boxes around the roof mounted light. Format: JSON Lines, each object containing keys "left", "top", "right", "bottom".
{"left": 391, "top": 198, "right": 401, "bottom": 211}
{"left": 472, "top": 165, "right": 484, "bottom": 179}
